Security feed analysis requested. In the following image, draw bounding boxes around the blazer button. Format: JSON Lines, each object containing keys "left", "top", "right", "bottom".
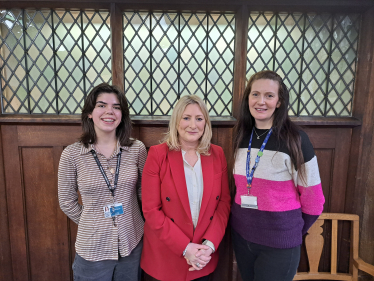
{"left": 210, "top": 216, "right": 213, "bottom": 220}
{"left": 166, "top": 197, "right": 170, "bottom": 201}
{"left": 171, "top": 218, "right": 174, "bottom": 222}
{"left": 216, "top": 196, "right": 219, "bottom": 200}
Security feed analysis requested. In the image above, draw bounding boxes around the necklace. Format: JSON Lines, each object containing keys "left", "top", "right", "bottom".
{"left": 254, "top": 128, "right": 270, "bottom": 139}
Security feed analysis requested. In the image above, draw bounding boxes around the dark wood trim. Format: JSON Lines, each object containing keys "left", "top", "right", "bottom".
{"left": 345, "top": 7, "right": 374, "bottom": 216}
{"left": 1, "top": 126, "right": 29, "bottom": 281}
{"left": 0, "top": 115, "right": 362, "bottom": 127}
{"left": 0, "top": 126, "right": 13, "bottom": 281}
{"left": 232, "top": 5, "right": 248, "bottom": 119}
{"left": 111, "top": 3, "right": 125, "bottom": 91}
{"left": 0, "top": 1, "right": 110, "bottom": 9}
{"left": 0, "top": 0, "right": 372, "bottom": 13}
{"left": 345, "top": 8, "right": 374, "bottom": 269}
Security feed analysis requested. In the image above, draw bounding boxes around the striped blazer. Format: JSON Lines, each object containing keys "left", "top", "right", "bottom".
{"left": 58, "top": 140, "right": 147, "bottom": 261}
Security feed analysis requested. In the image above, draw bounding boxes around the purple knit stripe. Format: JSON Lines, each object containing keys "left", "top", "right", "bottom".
{"left": 230, "top": 202, "right": 304, "bottom": 249}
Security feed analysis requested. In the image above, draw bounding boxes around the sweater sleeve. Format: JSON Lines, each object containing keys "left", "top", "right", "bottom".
{"left": 58, "top": 145, "right": 82, "bottom": 225}
{"left": 136, "top": 140, "right": 147, "bottom": 202}
{"left": 297, "top": 131, "right": 325, "bottom": 235}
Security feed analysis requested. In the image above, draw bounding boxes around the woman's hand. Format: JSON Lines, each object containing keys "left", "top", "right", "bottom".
{"left": 184, "top": 243, "right": 213, "bottom": 271}
{"left": 184, "top": 243, "right": 211, "bottom": 270}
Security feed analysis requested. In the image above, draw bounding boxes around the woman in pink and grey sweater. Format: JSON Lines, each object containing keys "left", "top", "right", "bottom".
{"left": 230, "top": 70, "right": 325, "bottom": 281}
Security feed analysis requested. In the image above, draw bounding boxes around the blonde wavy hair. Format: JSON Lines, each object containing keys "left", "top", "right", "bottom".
{"left": 164, "top": 95, "right": 212, "bottom": 155}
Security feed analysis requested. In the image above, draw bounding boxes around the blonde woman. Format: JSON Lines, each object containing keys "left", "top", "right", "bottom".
{"left": 141, "top": 95, "right": 231, "bottom": 281}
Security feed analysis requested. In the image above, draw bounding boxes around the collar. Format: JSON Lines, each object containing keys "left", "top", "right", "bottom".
{"left": 181, "top": 149, "right": 200, "bottom": 167}
{"left": 79, "top": 141, "right": 129, "bottom": 156}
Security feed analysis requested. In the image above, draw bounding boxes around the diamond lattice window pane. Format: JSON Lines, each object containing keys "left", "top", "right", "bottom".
{"left": 180, "top": 13, "right": 207, "bottom": 105}
{"left": 25, "top": 9, "right": 57, "bottom": 113}
{"left": 247, "top": 12, "right": 276, "bottom": 78}
{"left": 124, "top": 12, "right": 152, "bottom": 115}
{"left": 274, "top": 13, "right": 304, "bottom": 116}
{"left": 54, "top": 10, "right": 85, "bottom": 114}
{"left": 82, "top": 10, "right": 112, "bottom": 94}
{"left": 246, "top": 11, "right": 360, "bottom": 116}
{"left": 123, "top": 12, "right": 235, "bottom": 116}
{"left": 0, "top": 9, "right": 29, "bottom": 113}
{"left": 326, "top": 14, "right": 360, "bottom": 116}
{"left": 0, "top": 8, "right": 112, "bottom": 114}
{"left": 206, "top": 14, "right": 235, "bottom": 116}
{"left": 151, "top": 13, "right": 179, "bottom": 115}
{"left": 299, "top": 13, "right": 333, "bottom": 116}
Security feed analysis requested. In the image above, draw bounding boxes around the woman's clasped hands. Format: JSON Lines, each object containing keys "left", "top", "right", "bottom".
{"left": 184, "top": 243, "right": 213, "bottom": 271}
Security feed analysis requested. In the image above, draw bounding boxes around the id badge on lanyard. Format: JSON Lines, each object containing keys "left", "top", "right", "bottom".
{"left": 103, "top": 203, "right": 124, "bottom": 218}
{"left": 241, "top": 128, "right": 272, "bottom": 209}
{"left": 91, "top": 149, "right": 124, "bottom": 219}
{"left": 241, "top": 195, "right": 258, "bottom": 209}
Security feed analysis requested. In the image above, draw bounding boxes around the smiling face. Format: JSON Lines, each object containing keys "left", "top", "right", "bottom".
{"left": 88, "top": 93, "right": 122, "bottom": 138}
{"left": 177, "top": 103, "right": 206, "bottom": 149}
{"left": 248, "top": 79, "right": 281, "bottom": 129}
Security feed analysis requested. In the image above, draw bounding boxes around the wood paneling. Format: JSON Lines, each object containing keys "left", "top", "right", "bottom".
{"left": 0, "top": 123, "right": 353, "bottom": 281}
{"left": 2, "top": 125, "right": 29, "bottom": 281}
{"left": 111, "top": 2, "right": 125, "bottom": 91}
{"left": 21, "top": 147, "right": 70, "bottom": 280}
{"left": 0, "top": 0, "right": 373, "bottom": 13}
{"left": 0, "top": 126, "right": 13, "bottom": 281}
{"left": 232, "top": 5, "right": 248, "bottom": 119}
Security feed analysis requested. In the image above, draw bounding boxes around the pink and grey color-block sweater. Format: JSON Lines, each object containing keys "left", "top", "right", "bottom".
{"left": 231, "top": 128, "right": 325, "bottom": 249}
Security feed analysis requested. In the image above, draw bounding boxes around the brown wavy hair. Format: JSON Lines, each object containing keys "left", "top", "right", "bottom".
{"left": 229, "top": 70, "right": 305, "bottom": 199}
{"left": 80, "top": 83, "right": 133, "bottom": 148}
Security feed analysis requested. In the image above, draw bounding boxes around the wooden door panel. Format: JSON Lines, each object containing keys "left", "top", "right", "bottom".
{"left": 315, "top": 149, "right": 334, "bottom": 212}
{"left": 2, "top": 125, "right": 29, "bottom": 281}
{"left": 17, "top": 125, "right": 81, "bottom": 146}
{"left": 21, "top": 147, "right": 70, "bottom": 281}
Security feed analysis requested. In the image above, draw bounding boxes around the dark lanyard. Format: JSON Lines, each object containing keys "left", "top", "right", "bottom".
{"left": 246, "top": 128, "right": 272, "bottom": 191}
{"left": 90, "top": 148, "right": 122, "bottom": 197}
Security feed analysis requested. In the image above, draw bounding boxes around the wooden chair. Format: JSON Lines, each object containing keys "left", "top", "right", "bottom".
{"left": 294, "top": 213, "right": 374, "bottom": 281}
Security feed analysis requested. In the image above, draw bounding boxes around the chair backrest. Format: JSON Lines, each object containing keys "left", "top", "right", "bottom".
{"left": 294, "top": 213, "right": 360, "bottom": 281}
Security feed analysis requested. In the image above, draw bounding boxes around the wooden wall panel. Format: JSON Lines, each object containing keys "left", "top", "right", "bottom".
{"left": 0, "top": 126, "right": 13, "bottom": 280}
{"left": 2, "top": 125, "right": 29, "bottom": 281}
{"left": 0, "top": 124, "right": 358, "bottom": 281}
{"left": 21, "top": 147, "right": 70, "bottom": 281}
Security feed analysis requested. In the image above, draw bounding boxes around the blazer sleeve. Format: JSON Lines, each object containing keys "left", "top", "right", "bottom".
{"left": 142, "top": 145, "right": 191, "bottom": 256}
{"left": 58, "top": 146, "right": 82, "bottom": 225}
{"left": 136, "top": 141, "right": 147, "bottom": 202}
{"left": 202, "top": 147, "right": 231, "bottom": 249}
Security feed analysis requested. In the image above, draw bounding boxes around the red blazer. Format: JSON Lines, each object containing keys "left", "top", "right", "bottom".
{"left": 141, "top": 143, "right": 231, "bottom": 281}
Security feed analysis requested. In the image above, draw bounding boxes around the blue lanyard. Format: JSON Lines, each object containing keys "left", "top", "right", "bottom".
{"left": 91, "top": 148, "right": 122, "bottom": 197}
{"left": 246, "top": 128, "right": 272, "bottom": 191}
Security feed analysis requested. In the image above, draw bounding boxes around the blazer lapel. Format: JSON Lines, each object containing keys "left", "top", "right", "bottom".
{"left": 168, "top": 149, "right": 193, "bottom": 222}
{"left": 197, "top": 153, "right": 214, "bottom": 225}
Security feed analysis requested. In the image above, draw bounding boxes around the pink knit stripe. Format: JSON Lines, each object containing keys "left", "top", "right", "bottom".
{"left": 298, "top": 183, "right": 325, "bottom": 215}
{"left": 234, "top": 174, "right": 302, "bottom": 212}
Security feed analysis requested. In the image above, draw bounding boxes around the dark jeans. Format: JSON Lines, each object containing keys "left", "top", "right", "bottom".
{"left": 72, "top": 240, "right": 143, "bottom": 281}
{"left": 232, "top": 228, "right": 300, "bottom": 281}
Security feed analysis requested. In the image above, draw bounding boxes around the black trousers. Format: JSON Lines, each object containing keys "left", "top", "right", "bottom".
{"left": 232, "top": 228, "right": 300, "bottom": 281}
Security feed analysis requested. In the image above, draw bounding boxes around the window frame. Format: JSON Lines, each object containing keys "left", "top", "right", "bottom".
{"left": 0, "top": 0, "right": 372, "bottom": 127}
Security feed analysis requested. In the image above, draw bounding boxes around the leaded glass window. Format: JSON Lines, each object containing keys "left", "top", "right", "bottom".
{"left": 247, "top": 12, "right": 360, "bottom": 116}
{"left": 0, "top": 9, "right": 111, "bottom": 114}
{"left": 123, "top": 12, "right": 235, "bottom": 116}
